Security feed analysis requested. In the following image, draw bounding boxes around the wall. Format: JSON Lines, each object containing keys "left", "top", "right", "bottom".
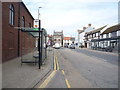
{"left": 2, "top": 2, "right": 35, "bottom": 62}
{"left": 2, "top": 2, "right": 19, "bottom": 62}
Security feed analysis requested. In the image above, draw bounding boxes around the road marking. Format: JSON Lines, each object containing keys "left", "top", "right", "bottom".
{"left": 54, "top": 56, "right": 56, "bottom": 70}
{"left": 39, "top": 56, "right": 57, "bottom": 88}
{"left": 56, "top": 56, "right": 60, "bottom": 70}
{"left": 39, "top": 55, "right": 71, "bottom": 88}
{"left": 39, "top": 70, "right": 56, "bottom": 88}
{"left": 65, "top": 79, "right": 71, "bottom": 88}
{"left": 62, "top": 70, "right": 65, "bottom": 75}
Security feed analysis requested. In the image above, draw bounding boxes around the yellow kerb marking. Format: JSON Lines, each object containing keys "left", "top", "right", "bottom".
{"left": 65, "top": 79, "right": 71, "bottom": 88}
{"left": 62, "top": 70, "right": 65, "bottom": 75}
{"left": 39, "top": 70, "right": 56, "bottom": 88}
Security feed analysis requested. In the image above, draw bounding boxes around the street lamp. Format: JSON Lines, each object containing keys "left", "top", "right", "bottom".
{"left": 38, "top": 7, "right": 42, "bottom": 20}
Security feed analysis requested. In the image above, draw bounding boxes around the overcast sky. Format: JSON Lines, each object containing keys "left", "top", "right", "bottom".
{"left": 23, "top": 0, "right": 119, "bottom": 38}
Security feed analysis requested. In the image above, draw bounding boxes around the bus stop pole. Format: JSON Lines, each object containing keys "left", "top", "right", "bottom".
{"left": 40, "top": 29, "right": 43, "bottom": 66}
{"left": 39, "top": 20, "right": 41, "bottom": 69}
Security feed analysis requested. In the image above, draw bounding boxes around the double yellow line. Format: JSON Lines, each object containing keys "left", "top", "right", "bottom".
{"left": 39, "top": 56, "right": 59, "bottom": 88}
{"left": 39, "top": 55, "right": 71, "bottom": 88}
{"left": 54, "top": 56, "right": 59, "bottom": 70}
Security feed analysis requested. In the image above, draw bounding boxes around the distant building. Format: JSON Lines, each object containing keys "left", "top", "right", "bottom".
{"left": 85, "top": 25, "right": 107, "bottom": 48}
{"left": 86, "top": 24, "right": 120, "bottom": 52}
{"left": 78, "top": 24, "right": 94, "bottom": 47}
{"left": 2, "top": 2, "right": 35, "bottom": 62}
{"left": 53, "top": 31, "right": 63, "bottom": 46}
{"left": 63, "top": 37, "right": 75, "bottom": 46}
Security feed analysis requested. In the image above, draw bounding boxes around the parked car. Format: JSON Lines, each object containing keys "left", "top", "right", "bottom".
{"left": 69, "top": 43, "right": 75, "bottom": 49}
{"left": 64, "top": 43, "right": 68, "bottom": 48}
{"left": 54, "top": 43, "right": 61, "bottom": 49}
{"left": 105, "top": 46, "right": 113, "bottom": 52}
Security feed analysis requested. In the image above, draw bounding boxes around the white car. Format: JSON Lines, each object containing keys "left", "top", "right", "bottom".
{"left": 54, "top": 43, "right": 61, "bottom": 49}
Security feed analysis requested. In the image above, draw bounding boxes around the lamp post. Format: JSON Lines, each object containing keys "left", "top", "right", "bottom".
{"left": 38, "top": 7, "right": 42, "bottom": 69}
{"left": 38, "top": 7, "right": 42, "bottom": 20}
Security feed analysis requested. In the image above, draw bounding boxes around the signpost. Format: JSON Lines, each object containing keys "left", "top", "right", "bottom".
{"left": 34, "top": 19, "right": 39, "bottom": 28}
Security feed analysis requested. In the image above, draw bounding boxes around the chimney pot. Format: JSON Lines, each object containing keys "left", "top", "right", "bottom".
{"left": 88, "top": 24, "right": 91, "bottom": 27}
{"left": 83, "top": 27, "right": 86, "bottom": 30}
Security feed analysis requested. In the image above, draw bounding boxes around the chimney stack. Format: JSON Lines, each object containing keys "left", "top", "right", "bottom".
{"left": 83, "top": 27, "right": 86, "bottom": 30}
{"left": 88, "top": 24, "right": 91, "bottom": 27}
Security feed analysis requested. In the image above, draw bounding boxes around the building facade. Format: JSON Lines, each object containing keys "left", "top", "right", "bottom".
{"left": 63, "top": 37, "right": 75, "bottom": 46}
{"left": 2, "top": 2, "right": 35, "bottom": 62}
{"left": 85, "top": 24, "right": 120, "bottom": 52}
{"left": 78, "top": 24, "right": 94, "bottom": 47}
{"left": 53, "top": 31, "right": 63, "bottom": 46}
{"left": 85, "top": 25, "right": 107, "bottom": 48}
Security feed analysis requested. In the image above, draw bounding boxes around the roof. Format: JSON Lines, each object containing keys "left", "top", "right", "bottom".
{"left": 86, "top": 25, "right": 107, "bottom": 35}
{"left": 64, "top": 37, "right": 75, "bottom": 40}
{"left": 64, "top": 37, "right": 71, "bottom": 40}
{"left": 53, "top": 32, "right": 63, "bottom": 36}
{"left": 85, "top": 27, "right": 94, "bottom": 32}
{"left": 78, "top": 30, "right": 84, "bottom": 34}
{"left": 21, "top": 2, "right": 34, "bottom": 20}
{"left": 101, "top": 24, "right": 120, "bottom": 34}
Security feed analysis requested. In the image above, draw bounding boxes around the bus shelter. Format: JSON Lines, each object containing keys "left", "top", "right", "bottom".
{"left": 15, "top": 22, "right": 47, "bottom": 69}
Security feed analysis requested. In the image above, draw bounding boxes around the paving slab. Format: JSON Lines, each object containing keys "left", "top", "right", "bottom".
{"left": 2, "top": 48, "right": 53, "bottom": 88}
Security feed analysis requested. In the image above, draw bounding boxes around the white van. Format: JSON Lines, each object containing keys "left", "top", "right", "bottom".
{"left": 54, "top": 43, "right": 61, "bottom": 49}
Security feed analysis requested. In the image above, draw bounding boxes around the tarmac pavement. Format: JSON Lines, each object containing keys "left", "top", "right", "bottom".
{"left": 2, "top": 47, "right": 53, "bottom": 88}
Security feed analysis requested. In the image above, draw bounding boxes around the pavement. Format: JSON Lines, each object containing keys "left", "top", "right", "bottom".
{"left": 2, "top": 47, "right": 54, "bottom": 88}
{"left": 76, "top": 47, "right": 118, "bottom": 56}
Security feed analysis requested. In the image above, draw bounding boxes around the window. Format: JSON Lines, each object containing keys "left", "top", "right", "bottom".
{"left": 29, "top": 23, "right": 31, "bottom": 28}
{"left": 9, "top": 4, "right": 14, "bottom": 25}
{"left": 54, "top": 39, "right": 56, "bottom": 41}
{"left": 58, "top": 39, "right": 61, "bottom": 41}
{"left": 111, "top": 31, "right": 117, "bottom": 37}
{"left": 22, "top": 16, "right": 25, "bottom": 27}
{"left": 106, "top": 34, "right": 109, "bottom": 38}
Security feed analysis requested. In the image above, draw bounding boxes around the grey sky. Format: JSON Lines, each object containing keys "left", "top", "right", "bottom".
{"left": 23, "top": 0, "right": 119, "bottom": 38}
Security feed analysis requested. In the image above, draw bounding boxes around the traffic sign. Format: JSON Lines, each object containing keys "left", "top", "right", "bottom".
{"left": 34, "top": 19, "right": 39, "bottom": 28}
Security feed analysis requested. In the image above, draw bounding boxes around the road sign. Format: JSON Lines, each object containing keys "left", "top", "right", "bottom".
{"left": 34, "top": 19, "right": 39, "bottom": 28}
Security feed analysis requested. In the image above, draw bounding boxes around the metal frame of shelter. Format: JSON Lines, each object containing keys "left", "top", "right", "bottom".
{"left": 15, "top": 20, "right": 47, "bottom": 69}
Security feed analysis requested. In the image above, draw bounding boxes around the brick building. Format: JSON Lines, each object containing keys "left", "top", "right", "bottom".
{"left": 2, "top": 2, "right": 35, "bottom": 62}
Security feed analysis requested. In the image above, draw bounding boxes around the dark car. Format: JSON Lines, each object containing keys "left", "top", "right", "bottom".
{"left": 64, "top": 43, "right": 68, "bottom": 48}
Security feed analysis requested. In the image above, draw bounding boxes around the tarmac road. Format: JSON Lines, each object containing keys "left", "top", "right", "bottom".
{"left": 38, "top": 47, "right": 118, "bottom": 88}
